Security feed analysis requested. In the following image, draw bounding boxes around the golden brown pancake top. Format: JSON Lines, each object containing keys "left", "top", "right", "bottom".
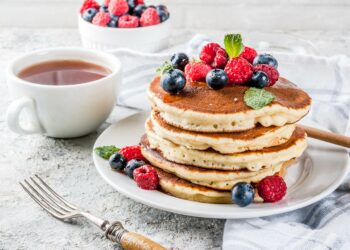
{"left": 149, "top": 76, "right": 312, "bottom": 114}
{"left": 151, "top": 111, "right": 292, "bottom": 140}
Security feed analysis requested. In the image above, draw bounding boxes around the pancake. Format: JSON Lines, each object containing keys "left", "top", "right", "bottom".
{"left": 148, "top": 76, "right": 311, "bottom": 132}
{"left": 150, "top": 111, "right": 296, "bottom": 154}
{"left": 145, "top": 125, "right": 307, "bottom": 171}
{"left": 141, "top": 139, "right": 295, "bottom": 190}
{"left": 156, "top": 166, "right": 288, "bottom": 204}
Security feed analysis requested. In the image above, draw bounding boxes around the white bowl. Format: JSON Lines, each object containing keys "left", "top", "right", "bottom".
{"left": 78, "top": 15, "right": 171, "bottom": 52}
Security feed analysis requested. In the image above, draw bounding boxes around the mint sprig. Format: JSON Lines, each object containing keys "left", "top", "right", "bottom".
{"left": 95, "top": 145, "right": 120, "bottom": 160}
{"left": 156, "top": 61, "right": 173, "bottom": 76}
{"left": 224, "top": 34, "right": 244, "bottom": 58}
{"left": 244, "top": 87, "right": 275, "bottom": 110}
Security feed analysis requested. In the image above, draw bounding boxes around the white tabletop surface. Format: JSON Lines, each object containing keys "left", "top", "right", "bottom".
{"left": 0, "top": 28, "right": 349, "bottom": 250}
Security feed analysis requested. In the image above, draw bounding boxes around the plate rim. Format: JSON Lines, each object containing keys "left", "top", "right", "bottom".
{"left": 93, "top": 112, "right": 350, "bottom": 219}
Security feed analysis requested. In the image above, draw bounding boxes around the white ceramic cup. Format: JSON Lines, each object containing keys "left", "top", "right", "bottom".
{"left": 6, "top": 47, "right": 122, "bottom": 138}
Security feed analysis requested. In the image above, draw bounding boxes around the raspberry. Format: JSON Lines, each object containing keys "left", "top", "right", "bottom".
{"left": 133, "top": 165, "right": 159, "bottom": 190}
{"left": 140, "top": 8, "right": 160, "bottom": 27}
{"left": 240, "top": 46, "right": 257, "bottom": 64}
{"left": 254, "top": 64, "right": 279, "bottom": 86}
{"left": 200, "top": 43, "right": 228, "bottom": 69}
{"left": 108, "top": 0, "right": 129, "bottom": 16}
{"left": 118, "top": 15, "right": 139, "bottom": 28}
{"left": 224, "top": 58, "right": 253, "bottom": 85}
{"left": 184, "top": 62, "right": 212, "bottom": 82}
{"left": 104, "top": 0, "right": 111, "bottom": 5}
{"left": 119, "top": 145, "right": 145, "bottom": 161}
{"left": 92, "top": 12, "right": 111, "bottom": 27}
{"left": 80, "top": 0, "right": 100, "bottom": 14}
{"left": 136, "top": 0, "right": 144, "bottom": 4}
{"left": 257, "top": 175, "right": 287, "bottom": 202}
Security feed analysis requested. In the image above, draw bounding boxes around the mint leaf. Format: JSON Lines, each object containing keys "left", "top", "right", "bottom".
{"left": 156, "top": 61, "right": 173, "bottom": 76}
{"left": 224, "top": 33, "right": 244, "bottom": 58}
{"left": 95, "top": 145, "right": 120, "bottom": 160}
{"left": 244, "top": 87, "right": 275, "bottom": 110}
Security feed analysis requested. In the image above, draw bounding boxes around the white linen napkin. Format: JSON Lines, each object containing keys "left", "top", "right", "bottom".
{"left": 109, "top": 35, "right": 350, "bottom": 250}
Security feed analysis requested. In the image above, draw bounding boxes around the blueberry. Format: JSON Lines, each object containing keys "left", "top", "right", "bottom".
{"left": 161, "top": 69, "right": 186, "bottom": 95}
{"left": 231, "top": 182, "right": 255, "bottom": 207}
{"left": 82, "top": 8, "right": 98, "bottom": 22}
{"left": 124, "top": 159, "right": 145, "bottom": 178}
{"left": 110, "top": 13, "right": 119, "bottom": 20}
{"left": 133, "top": 4, "right": 146, "bottom": 17}
{"left": 249, "top": 71, "right": 268, "bottom": 88}
{"left": 170, "top": 53, "right": 189, "bottom": 71}
{"left": 157, "top": 9, "right": 170, "bottom": 22}
{"left": 127, "top": 0, "right": 136, "bottom": 14}
{"left": 109, "top": 153, "right": 127, "bottom": 171}
{"left": 206, "top": 69, "right": 228, "bottom": 90}
{"left": 253, "top": 54, "right": 278, "bottom": 69}
{"left": 156, "top": 4, "right": 168, "bottom": 13}
{"left": 108, "top": 19, "right": 118, "bottom": 27}
{"left": 99, "top": 4, "right": 109, "bottom": 13}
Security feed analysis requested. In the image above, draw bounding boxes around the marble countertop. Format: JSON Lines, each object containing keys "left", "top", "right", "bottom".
{"left": 0, "top": 28, "right": 349, "bottom": 250}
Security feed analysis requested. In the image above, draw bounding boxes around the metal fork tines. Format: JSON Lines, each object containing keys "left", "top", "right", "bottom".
{"left": 19, "top": 175, "right": 167, "bottom": 249}
{"left": 19, "top": 175, "right": 81, "bottom": 220}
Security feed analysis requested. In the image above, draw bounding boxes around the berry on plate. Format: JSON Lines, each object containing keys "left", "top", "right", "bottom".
{"left": 133, "top": 165, "right": 159, "bottom": 190}
{"left": 223, "top": 34, "right": 253, "bottom": 85}
{"left": 108, "top": 16, "right": 119, "bottom": 27}
{"left": 108, "top": 0, "right": 129, "bottom": 16}
{"left": 249, "top": 70, "right": 268, "bottom": 88}
{"left": 109, "top": 152, "right": 127, "bottom": 171}
{"left": 127, "top": 0, "right": 136, "bottom": 14}
{"left": 92, "top": 12, "right": 111, "bottom": 27}
{"left": 140, "top": 7, "right": 160, "bottom": 27}
{"left": 80, "top": 0, "right": 100, "bottom": 14}
{"left": 206, "top": 69, "right": 228, "bottom": 90}
{"left": 124, "top": 159, "right": 145, "bottom": 178}
{"left": 240, "top": 46, "right": 257, "bottom": 64}
{"left": 99, "top": 4, "right": 109, "bottom": 13}
{"left": 253, "top": 53, "right": 278, "bottom": 69}
{"left": 161, "top": 69, "right": 186, "bottom": 95}
{"left": 257, "top": 175, "right": 287, "bottom": 202}
{"left": 200, "top": 43, "right": 228, "bottom": 69}
{"left": 156, "top": 5, "right": 170, "bottom": 22}
{"left": 170, "top": 53, "right": 189, "bottom": 71}
{"left": 119, "top": 145, "right": 145, "bottom": 161}
{"left": 253, "top": 64, "right": 279, "bottom": 87}
{"left": 82, "top": 8, "right": 98, "bottom": 22}
{"left": 118, "top": 15, "right": 139, "bottom": 28}
{"left": 133, "top": 4, "right": 147, "bottom": 17}
{"left": 184, "top": 61, "right": 212, "bottom": 82}
{"left": 231, "top": 182, "right": 255, "bottom": 207}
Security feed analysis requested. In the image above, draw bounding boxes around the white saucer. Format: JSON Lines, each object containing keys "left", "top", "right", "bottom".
{"left": 93, "top": 112, "right": 349, "bottom": 219}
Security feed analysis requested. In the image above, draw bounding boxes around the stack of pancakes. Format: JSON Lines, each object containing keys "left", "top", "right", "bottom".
{"left": 141, "top": 76, "right": 312, "bottom": 204}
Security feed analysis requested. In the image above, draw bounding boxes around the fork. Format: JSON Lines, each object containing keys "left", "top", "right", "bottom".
{"left": 19, "top": 175, "right": 166, "bottom": 250}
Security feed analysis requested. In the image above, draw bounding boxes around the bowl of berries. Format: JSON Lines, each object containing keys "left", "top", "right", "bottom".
{"left": 78, "top": 0, "right": 171, "bottom": 52}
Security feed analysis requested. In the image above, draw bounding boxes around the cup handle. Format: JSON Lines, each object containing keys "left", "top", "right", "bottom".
{"left": 6, "top": 96, "right": 44, "bottom": 134}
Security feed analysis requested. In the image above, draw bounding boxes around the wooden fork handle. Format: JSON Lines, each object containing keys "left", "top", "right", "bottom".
{"left": 298, "top": 124, "right": 350, "bottom": 148}
{"left": 120, "top": 231, "right": 167, "bottom": 250}
{"left": 104, "top": 221, "right": 166, "bottom": 250}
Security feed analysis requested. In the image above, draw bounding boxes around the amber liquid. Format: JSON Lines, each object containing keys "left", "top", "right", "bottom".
{"left": 18, "top": 60, "right": 111, "bottom": 85}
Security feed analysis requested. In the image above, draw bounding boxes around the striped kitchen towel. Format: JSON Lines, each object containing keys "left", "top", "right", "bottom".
{"left": 110, "top": 35, "right": 350, "bottom": 250}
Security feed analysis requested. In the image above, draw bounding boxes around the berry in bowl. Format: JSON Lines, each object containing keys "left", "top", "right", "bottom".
{"left": 78, "top": 0, "right": 171, "bottom": 52}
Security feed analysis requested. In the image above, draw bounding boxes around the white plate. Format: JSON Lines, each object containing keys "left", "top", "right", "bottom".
{"left": 93, "top": 112, "right": 349, "bottom": 219}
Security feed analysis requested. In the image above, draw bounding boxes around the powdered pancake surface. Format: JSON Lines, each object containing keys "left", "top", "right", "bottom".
{"left": 148, "top": 76, "right": 311, "bottom": 132}
{"left": 150, "top": 112, "right": 295, "bottom": 154}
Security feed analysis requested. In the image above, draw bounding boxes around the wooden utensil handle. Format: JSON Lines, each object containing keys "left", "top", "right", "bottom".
{"left": 120, "top": 231, "right": 167, "bottom": 250}
{"left": 298, "top": 125, "right": 350, "bottom": 148}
